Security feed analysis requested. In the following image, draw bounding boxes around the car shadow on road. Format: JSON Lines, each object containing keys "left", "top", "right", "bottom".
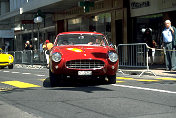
{"left": 43, "top": 77, "right": 113, "bottom": 93}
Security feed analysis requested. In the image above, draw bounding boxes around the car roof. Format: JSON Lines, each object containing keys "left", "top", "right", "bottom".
{"left": 57, "top": 31, "right": 104, "bottom": 36}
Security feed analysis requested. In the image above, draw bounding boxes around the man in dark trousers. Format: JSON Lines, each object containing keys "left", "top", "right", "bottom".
{"left": 162, "top": 20, "right": 176, "bottom": 71}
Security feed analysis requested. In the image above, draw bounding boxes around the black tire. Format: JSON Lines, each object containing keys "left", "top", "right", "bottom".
{"left": 8, "top": 64, "right": 13, "bottom": 69}
{"left": 99, "top": 76, "right": 106, "bottom": 84}
{"left": 0, "top": 66, "right": 5, "bottom": 69}
{"left": 49, "top": 69, "right": 60, "bottom": 87}
{"left": 107, "top": 75, "right": 116, "bottom": 84}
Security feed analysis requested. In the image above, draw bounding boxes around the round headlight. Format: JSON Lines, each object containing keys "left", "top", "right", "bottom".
{"left": 108, "top": 52, "right": 118, "bottom": 62}
{"left": 52, "top": 52, "right": 62, "bottom": 62}
{"left": 9, "top": 56, "right": 13, "bottom": 60}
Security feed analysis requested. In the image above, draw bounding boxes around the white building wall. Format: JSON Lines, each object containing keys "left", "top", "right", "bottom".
{"left": 10, "top": 0, "right": 28, "bottom": 12}
{"left": 130, "top": 0, "right": 176, "bottom": 17}
{"left": 1, "top": 0, "right": 10, "bottom": 15}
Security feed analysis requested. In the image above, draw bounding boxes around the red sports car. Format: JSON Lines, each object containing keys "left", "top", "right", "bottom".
{"left": 49, "top": 31, "right": 118, "bottom": 86}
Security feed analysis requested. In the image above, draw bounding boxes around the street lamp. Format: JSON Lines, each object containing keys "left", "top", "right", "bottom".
{"left": 34, "top": 10, "right": 44, "bottom": 50}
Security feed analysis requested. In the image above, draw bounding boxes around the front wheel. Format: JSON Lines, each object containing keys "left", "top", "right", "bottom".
{"left": 107, "top": 75, "right": 116, "bottom": 84}
{"left": 8, "top": 64, "right": 13, "bottom": 69}
{"left": 49, "top": 69, "right": 61, "bottom": 87}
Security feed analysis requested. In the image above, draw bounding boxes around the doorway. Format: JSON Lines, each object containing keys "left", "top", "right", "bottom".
{"left": 57, "top": 20, "right": 64, "bottom": 34}
{"left": 115, "top": 20, "right": 123, "bottom": 46}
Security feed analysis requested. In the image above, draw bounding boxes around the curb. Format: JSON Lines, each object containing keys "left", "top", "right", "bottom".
{"left": 118, "top": 69, "right": 176, "bottom": 78}
{"left": 15, "top": 64, "right": 45, "bottom": 69}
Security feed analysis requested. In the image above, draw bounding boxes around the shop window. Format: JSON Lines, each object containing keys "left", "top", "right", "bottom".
{"left": 132, "top": 14, "right": 163, "bottom": 47}
{"left": 90, "top": 13, "right": 111, "bottom": 40}
{"left": 68, "top": 18, "right": 82, "bottom": 31}
{"left": 67, "top": 13, "right": 111, "bottom": 41}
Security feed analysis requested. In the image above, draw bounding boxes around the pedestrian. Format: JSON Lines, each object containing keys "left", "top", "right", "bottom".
{"left": 161, "top": 20, "right": 176, "bottom": 71}
{"left": 143, "top": 28, "right": 153, "bottom": 65}
{"left": 5, "top": 41, "right": 9, "bottom": 52}
{"left": 24, "top": 40, "right": 33, "bottom": 50}
{"left": 40, "top": 42, "right": 43, "bottom": 52}
{"left": 43, "top": 40, "right": 53, "bottom": 68}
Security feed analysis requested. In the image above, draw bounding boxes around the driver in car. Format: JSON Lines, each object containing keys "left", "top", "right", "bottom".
{"left": 88, "top": 38, "right": 104, "bottom": 46}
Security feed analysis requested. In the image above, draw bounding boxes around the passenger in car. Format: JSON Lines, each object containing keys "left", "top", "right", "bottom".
{"left": 88, "top": 38, "right": 104, "bottom": 46}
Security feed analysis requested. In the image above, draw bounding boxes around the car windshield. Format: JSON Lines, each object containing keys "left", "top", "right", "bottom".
{"left": 57, "top": 34, "right": 108, "bottom": 46}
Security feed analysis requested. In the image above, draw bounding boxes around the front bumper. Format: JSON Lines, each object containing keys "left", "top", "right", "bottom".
{"left": 0, "top": 62, "right": 13, "bottom": 66}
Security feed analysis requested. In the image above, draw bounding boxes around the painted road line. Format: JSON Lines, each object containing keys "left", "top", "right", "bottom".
{"left": 35, "top": 74, "right": 46, "bottom": 77}
{"left": 3, "top": 71, "right": 10, "bottom": 73}
{"left": 135, "top": 79, "right": 159, "bottom": 82}
{"left": 39, "top": 79, "right": 45, "bottom": 82}
{"left": 117, "top": 77, "right": 160, "bottom": 82}
{"left": 112, "top": 84, "right": 176, "bottom": 94}
{"left": 22, "top": 73, "right": 31, "bottom": 75}
{"left": 116, "top": 77, "right": 135, "bottom": 80}
{"left": 1, "top": 81, "right": 41, "bottom": 88}
{"left": 116, "top": 81, "right": 125, "bottom": 83}
{"left": 155, "top": 78, "right": 176, "bottom": 81}
{"left": 11, "top": 72, "right": 20, "bottom": 74}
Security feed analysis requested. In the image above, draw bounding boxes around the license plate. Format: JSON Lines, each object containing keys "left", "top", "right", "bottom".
{"left": 78, "top": 71, "right": 92, "bottom": 75}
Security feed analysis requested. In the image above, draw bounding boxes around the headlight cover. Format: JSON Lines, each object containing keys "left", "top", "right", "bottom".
{"left": 9, "top": 56, "right": 13, "bottom": 60}
{"left": 52, "top": 52, "right": 62, "bottom": 62}
{"left": 108, "top": 52, "right": 118, "bottom": 63}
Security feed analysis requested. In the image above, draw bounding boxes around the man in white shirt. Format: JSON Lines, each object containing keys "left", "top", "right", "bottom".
{"left": 162, "top": 20, "right": 176, "bottom": 71}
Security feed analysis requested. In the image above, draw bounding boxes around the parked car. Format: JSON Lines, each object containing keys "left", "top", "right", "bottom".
{"left": 0, "top": 48, "right": 14, "bottom": 69}
{"left": 49, "top": 31, "right": 118, "bottom": 86}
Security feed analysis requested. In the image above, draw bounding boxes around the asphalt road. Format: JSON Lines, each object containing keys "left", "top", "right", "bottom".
{"left": 0, "top": 66, "right": 176, "bottom": 118}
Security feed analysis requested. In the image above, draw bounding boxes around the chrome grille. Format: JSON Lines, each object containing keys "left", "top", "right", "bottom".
{"left": 66, "top": 60, "right": 105, "bottom": 69}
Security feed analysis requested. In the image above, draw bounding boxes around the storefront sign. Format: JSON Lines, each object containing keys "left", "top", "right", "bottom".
{"left": 131, "top": 1, "right": 150, "bottom": 9}
{"left": 161, "top": 0, "right": 176, "bottom": 9}
{"left": 130, "top": 0, "right": 176, "bottom": 17}
{"left": 0, "top": 30, "right": 14, "bottom": 38}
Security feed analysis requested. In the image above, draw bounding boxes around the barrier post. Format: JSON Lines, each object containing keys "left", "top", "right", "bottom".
{"left": 118, "top": 43, "right": 156, "bottom": 76}
{"left": 139, "top": 45, "right": 156, "bottom": 77}
{"left": 31, "top": 50, "right": 33, "bottom": 66}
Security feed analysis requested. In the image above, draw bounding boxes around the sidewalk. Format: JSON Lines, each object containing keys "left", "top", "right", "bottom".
{"left": 118, "top": 64, "right": 176, "bottom": 78}
{"left": 0, "top": 100, "right": 41, "bottom": 118}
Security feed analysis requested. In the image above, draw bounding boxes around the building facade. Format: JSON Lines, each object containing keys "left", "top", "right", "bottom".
{"left": 130, "top": 0, "right": 176, "bottom": 47}
{"left": 0, "top": 0, "right": 129, "bottom": 51}
{"left": 1, "top": 0, "right": 176, "bottom": 51}
{"left": 54, "top": 0, "right": 129, "bottom": 46}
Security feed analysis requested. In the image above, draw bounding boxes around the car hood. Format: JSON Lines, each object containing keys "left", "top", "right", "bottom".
{"left": 0, "top": 54, "right": 13, "bottom": 62}
{"left": 52, "top": 46, "right": 110, "bottom": 61}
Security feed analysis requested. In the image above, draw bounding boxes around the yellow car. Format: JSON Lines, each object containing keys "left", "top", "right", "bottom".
{"left": 0, "top": 48, "right": 14, "bottom": 69}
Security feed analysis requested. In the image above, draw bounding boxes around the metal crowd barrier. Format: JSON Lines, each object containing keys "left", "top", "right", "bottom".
{"left": 117, "top": 43, "right": 156, "bottom": 76}
{"left": 7, "top": 50, "right": 47, "bottom": 66}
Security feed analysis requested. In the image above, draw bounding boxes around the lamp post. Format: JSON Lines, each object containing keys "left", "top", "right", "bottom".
{"left": 78, "top": 0, "right": 94, "bottom": 12}
{"left": 34, "top": 10, "right": 44, "bottom": 50}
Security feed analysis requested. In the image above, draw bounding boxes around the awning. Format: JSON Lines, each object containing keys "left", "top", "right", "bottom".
{"left": 21, "top": 0, "right": 82, "bottom": 14}
{"left": 0, "top": 0, "right": 82, "bottom": 21}
{"left": 0, "top": 30, "right": 14, "bottom": 38}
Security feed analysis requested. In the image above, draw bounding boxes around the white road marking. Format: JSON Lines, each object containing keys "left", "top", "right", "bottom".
{"left": 35, "top": 74, "right": 45, "bottom": 77}
{"left": 112, "top": 84, "right": 176, "bottom": 94}
{"left": 3, "top": 71, "right": 10, "bottom": 73}
{"left": 22, "top": 73, "right": 31, "bottom": 75}
{"left": 11, "top": 72, "right": 20, "bottom": 74}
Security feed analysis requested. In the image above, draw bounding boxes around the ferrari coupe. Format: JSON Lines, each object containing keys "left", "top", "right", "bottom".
{"left": 49, "top": 31, "right": 118, "bottom": 86}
